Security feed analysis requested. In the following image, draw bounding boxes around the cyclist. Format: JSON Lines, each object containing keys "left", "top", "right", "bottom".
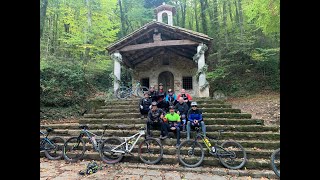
{"left": 148, "top": 86, "right": 158, "bottom": 102}
{"left": 186, "top": 101, "right": 206, "bottom": 140}
{"left": 177, "top": 89, "right": 193, "bottom": 108}
{"left": 174, "top": 97, "right": 188, "bottom": 131}
{"left": 146, "top": 101, "right": 166, "bottom": 138}
{"left": 156, "top": 83, "right": 167, "bottom": 112}
{"left": 163, "top": 106, "right": 181, "bottom": 148}
{"left": 165, "top": 88, "right": 177, "bottom": 107}
{"left": 139, "top": 92, "right": 152, "bottom": 119}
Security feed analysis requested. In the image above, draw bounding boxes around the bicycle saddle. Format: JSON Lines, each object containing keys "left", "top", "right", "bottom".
{"left": 79, "top": 125, "right": 89, "bottom": 129}
{"left": 46, "top": 127, "right": 53, "bottom": 133}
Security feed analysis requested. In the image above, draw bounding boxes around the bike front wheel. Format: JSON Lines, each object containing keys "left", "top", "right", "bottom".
{"left": 177, "top": 140, "right": 204, "bottom": 168}
{"left": 116, "top": 86, "right": 129, "bottom": 99}
{"left": 63, "top": 137, "right": 86, "bottom": 162}
{"left": 44, "top": 137, "right": 65, "bottom": 160}
{"left": 218, "top": 141, "right": 247, "bottom": 169}
{"left": 136, "top": 86, "right": 149, "bottom": 98}
{"left": 270, "top": 148, "right": 280, "bottom": 178}
{"left": 138, "top": 137, "right": 163, "bottom": 164}
{"left": 99, "top": 137, "right": 124, "bottom": 164}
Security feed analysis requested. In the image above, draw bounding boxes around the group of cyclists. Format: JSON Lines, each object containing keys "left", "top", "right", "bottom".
{"left": 139, "top": 83, "right": 206, "bottom": 148}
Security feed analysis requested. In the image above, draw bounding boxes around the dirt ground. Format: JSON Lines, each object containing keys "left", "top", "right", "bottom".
{"left": 226, "top": 92, "right": 280, "bottom": 126}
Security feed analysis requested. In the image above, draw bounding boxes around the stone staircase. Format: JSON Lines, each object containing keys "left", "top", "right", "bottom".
{"left": 40, "top": 97, "right": 280, "bottom": 171}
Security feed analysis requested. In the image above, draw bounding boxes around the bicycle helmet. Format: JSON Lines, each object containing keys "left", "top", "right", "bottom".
{"left": 169, "top": 106, "right": 174, "bottom": 110}
{"left": 151, "top": 101, "right": 157, "bottom": 106}
{"left": 159, "top": 83, "right": 163, "bottom": 86}
{"left": 191, "top": 102, "right": 198, "bottom": 106}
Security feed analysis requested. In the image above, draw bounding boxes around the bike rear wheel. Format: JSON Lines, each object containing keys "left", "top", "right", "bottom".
{"left": 99, "top": 137, "right": 124, "bottom": 164}
{"left": 137, "top": 86, "right": 149, "bottom": 98}
{"left": 218, "top": 141, "right": 247, "bottom": 169}
{"left": 177, "top": 140, "right": 204, "bottom": 168}
{"left": 138, "top": 137, "right": 163, "bottom": 164}
{"left": 116, "top": 86, "right": 130, "bottom": 99}
{"left": 63, "top": 137, "right": 86, "bottom": 162}
{"left": 44, "top": 137, "right": 65, "bottom": 160}
{"left": 271, "top": 148, "right": 280, "bottom": 178}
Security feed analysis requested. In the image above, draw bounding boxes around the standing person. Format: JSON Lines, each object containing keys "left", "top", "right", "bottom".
{"left": 174, "top": 97, "right": 189, "bottom": 131}
{"left": 157, "top": 83, "right": 167, "bottom": 111}
{"left": 149, "top": 86, "right": 158, "bottom": 102}
{"left": 163, "top": 106, "right": 181, "bottom": 148}
{"left": 165, "top": 89, "right": 177, "bottom": 106}
{"left": 139, "top": 92, "right": 152, "bottom": 119}
{"left": 146, "top": 102, "right": 166, "bottom": 138}
{"left": 177, "top": 89, "right": 193, "bottom": 108}
{"left": 186, "top": 102, "right": 206, "bottom": 140}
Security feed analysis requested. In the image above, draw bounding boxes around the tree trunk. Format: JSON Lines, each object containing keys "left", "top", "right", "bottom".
{"left": 84, "top": 0, "right": 92, "bottom": 65}
{"left": 180, "top": 0, "right": 186, "bottom": 28}
{"left": 40, "top": 0, "right": 48, "bottom": 39}
{"left": 228, "top": 0, "right": 233, "bottom": 23}
{"left": 194, "top": 0, "right": 199, "bottom": 32}
{"left": 237, "top": 0, "right": 244, "bottom": 35}
{"left": 212, "top": 0, "right": 219, "bottom": 33}
{"left": 118, "top": 0, "right": 126, "bottom": 38}
{"left": 222, "top": 0, "right": 229, "bottom": 49}
{"left": 199, "top": 0, "right": 207, "bottom": 34}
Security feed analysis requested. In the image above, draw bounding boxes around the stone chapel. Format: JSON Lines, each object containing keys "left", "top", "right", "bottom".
{"left": 106, "top": 3, "right": 213, "bottom": 97}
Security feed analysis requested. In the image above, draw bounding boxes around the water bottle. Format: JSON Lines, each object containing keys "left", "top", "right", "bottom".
{"left": 204, "top": 137, "right": 211, "bottom": 147}
{"left": 91, "top": 136, "right": 97, "bottom": 147}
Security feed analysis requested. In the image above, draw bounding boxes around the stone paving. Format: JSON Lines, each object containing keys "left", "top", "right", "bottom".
{"left": 40, "top": 158, "right": 279, "bottom": 180}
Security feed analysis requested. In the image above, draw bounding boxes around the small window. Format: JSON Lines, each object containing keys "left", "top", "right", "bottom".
{"left": 141, "top": 78, "right": 149, "bottom": 88}
{"left": 182, "top": 77, "right": 193, "bottom": 90}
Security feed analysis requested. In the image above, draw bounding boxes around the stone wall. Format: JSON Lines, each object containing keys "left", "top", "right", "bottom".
{"left": 132, "top": 52, "right": 199, "bottom": 96}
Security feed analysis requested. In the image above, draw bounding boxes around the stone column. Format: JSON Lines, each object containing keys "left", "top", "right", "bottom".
{"left": 196, "top": 43, "right": 209, "bottom": 97}
{"left": 111, "top": 51, "right": 122, "bottom": 96}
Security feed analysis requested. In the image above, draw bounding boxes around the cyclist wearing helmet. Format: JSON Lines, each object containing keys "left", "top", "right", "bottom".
{"left": 165, "top": 88, "right": 177, "bottom": 107}
{"left": 163, "top": 106, "right": 182, "bottom": 148}
{"left": 148, "top": 86, "right": 158, "bottom": 102}
{"left": 187, "top": 101, "right": 206, "bottom": 140}
{"left": 146, "top": 101, "right": 166, "bottom": 138}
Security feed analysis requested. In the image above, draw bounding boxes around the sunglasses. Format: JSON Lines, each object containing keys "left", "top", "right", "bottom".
{"left": 191, "top": 105, "right": 197, "bottom": 107}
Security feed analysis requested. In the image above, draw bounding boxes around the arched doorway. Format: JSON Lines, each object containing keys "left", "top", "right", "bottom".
{"left": 158, "top": 71, "right": 174, "bottom": 92}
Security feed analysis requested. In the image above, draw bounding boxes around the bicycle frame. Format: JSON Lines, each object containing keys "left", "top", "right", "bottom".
{"left": 110, "top": 130, "right": 145, "bottom": 154}
{"left": 193, "top": 128, "right": 235, "bottom": 157}
{"left": 78, "top": 128, "right": 106, "bottom": 151}
{"left": 40, "top": 131, "right": 57, "bottom": 151}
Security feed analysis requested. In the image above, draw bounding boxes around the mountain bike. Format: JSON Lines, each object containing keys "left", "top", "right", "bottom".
{"left": 63, "top": 125, "right": 109, "bottom": 162}
{"left": 40, "top": 127, "right": 65, "bottom": 160}
{"left": 270, "top": 148, "right": 280, "bottom": 178}
{"left": 178, "top": 127, "right": 247, "bottom": 169}
{"left": 116, "top": 81, "right": 149, "bottom": 99}
{"left": 99, "top": 127, "right": 163, "bottom": 165}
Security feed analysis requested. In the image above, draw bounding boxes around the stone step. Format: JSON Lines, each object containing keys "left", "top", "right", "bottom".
{"left": 79, "top": 118, "right": 264, "bottom": 125}
{"left": 95, "top": 108, "right": 242, "bottom": 114}
{"left": 40, "top": 134, "right": 279, "bottom": 149}
{"left": 103, "top": 99, "right": 226, "bottom": 105}
{"left": 100, "top": 104, "right": 233, "bottom": 109}
{"left": 41, "top": 124, "right": 278, "bottom": 132}
{"left": 44, "top": 129, "right": 279, "bottom": 141}
{"left": 83, "top": 113, "right": 252, "bottom": 119}
{"left": 41, "top": 151, "right": 271, "bottom": 170}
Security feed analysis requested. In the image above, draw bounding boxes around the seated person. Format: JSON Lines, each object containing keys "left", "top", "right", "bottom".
{"left": 163, "top": 106, "right": 181, "bottom": 148}
{"left": 174, "top": 97, "right": 189, "bottom": 131}
{"left": 186, "top": 102, "right": 206, "bottom": 140}
{"left": 165, "top": 89, "right": 177, "bottom": 107}
{"left": 139, "top": 92, "right": 152, "bottom": 119}
{"left": 146, "top": 101, "right": 166, "bottom": 138}
{"left": 148, "top": 86, "right": 158, "bottom": 102}
{"left": 156, "top": 83, "right": 167, "bottom": 111}
{"left": 177, "top": 89, "right": 193, "bottom": 108}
